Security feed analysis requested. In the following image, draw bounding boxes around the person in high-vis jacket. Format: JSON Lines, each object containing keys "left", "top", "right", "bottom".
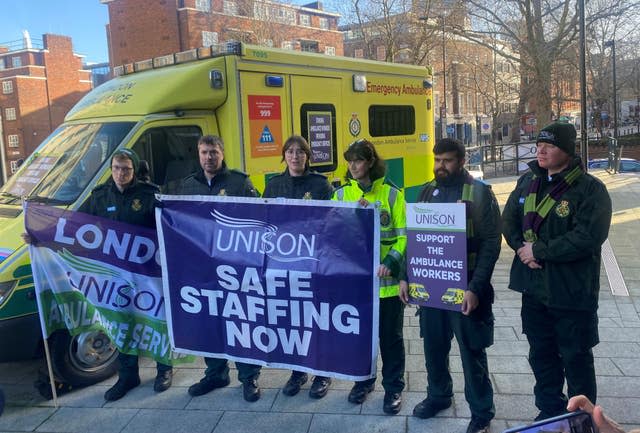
{"left": 399, "top": 138, "right": 501, "bottom": 433}
{"left": 332, "top": 138, "right": 406, "bottom": 415}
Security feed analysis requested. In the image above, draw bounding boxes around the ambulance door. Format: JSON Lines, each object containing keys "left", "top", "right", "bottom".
{"left": 290, "top": 76, "right": 341, "bottom": 178}
{"left": 238, "top": 71, "right": 290, "bottom": 191}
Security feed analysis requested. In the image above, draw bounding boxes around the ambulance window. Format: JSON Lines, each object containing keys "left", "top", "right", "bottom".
{"left": 132, "top": 126, "right": 202, "bottom": 187}
{"left": 368, "top": 105, "right": 415, "bottom": 137}
{"left": 300, "top": 103, "right": 337, "bottom": 173}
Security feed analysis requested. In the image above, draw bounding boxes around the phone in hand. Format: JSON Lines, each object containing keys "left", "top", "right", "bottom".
{"left": 503, "top": 411, "right": 598, "bottom": 433}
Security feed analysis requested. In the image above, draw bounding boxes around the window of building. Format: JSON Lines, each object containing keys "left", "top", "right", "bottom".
{"left": 354, "top": 49, "right": 364, "bottom": 59}
{"left": 223, "top": 0, "right": 237, "bottom": 15}
{"left": 12, "top": 57, "right": 22, "bottom": 68}
{"left": 5, "top": 107, "right": 16, "bottom": 121}
{"left": 319, "top": 17, "right": 329, "bottom": 29}
{"left": 369, "top": 105, "right": 415, "bottom": 137}
{"left": 299, "top": 14, "right": 311, "bottom": 26}
{"left": 8, "top": 135, "right": 19, "bottom": 148}
{"left": 300, "top": 40, "right": 319, "bottom": 53}
{"left": 2, "top": 81, "right": 13, "bottom": 94}
{"left": 376, "top": 46, "right": 386, "bottom": 61}
{"left": 195, "top": 0, "right": 211, "bottom": 12}
{"left": 10, "top": 160, "right": 20, "bottom": 174}
{"left": 0, "top": 58, "right": 5, "bottom": 70}
{"left": 281, "top": 41, "right": 294, "bottom": 50}
{"left": 202, "top": 31, "right": 218, "bottom": 47}
{"left": 262, "top": 39, "right": 274, "bottom": 47}
{"left": 324, "top": 46, "right": 336, "bottom": 56}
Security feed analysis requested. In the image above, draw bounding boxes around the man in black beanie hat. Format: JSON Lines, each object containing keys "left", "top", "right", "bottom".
{"left": 502, "top": 122, "right": 612, "bottom": 421}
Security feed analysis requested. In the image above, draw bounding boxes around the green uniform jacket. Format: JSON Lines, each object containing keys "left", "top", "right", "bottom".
{"left": 168, "top": 162, "right": 257, "bottom": 197}
{"left": 502, "top": 157, "right": 612, "bottom": 311}
{"left": 79, "top": 179, "right": 159, "bottom": 228}
{"left": 332, "top": 177, "right": 407, "bottom": 298}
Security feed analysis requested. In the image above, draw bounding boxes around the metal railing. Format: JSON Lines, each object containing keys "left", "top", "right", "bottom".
{"left": 465, "top": 141, "right": 538, "bottom": 179}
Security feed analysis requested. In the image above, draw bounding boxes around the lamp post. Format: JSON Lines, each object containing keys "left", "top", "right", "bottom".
{"left": 440, "top": 15, "right": 447, "bottom": 138}
{"left": 604, "top": 40, "right": 618, "bottom": 143}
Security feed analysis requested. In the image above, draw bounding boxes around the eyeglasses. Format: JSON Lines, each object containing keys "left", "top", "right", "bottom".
{"left": 112, "top": 165, "right": 133, "bottom": 173}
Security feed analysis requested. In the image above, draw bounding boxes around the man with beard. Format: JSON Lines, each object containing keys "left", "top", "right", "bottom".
{"left": 399, "top": 138, "right": 501, "bottom": 433}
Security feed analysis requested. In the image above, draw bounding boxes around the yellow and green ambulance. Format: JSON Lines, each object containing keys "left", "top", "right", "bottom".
{"left": 0, "top": 42, "right": 435, "bottom": 385}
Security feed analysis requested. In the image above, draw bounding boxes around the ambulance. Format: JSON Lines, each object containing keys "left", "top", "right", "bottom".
{"left": 0, "top": 42, "right": 435, "bottom": 385}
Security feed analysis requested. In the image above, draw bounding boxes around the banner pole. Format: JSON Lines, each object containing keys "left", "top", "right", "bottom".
{"left": 42, "top": 337, "right": 59, "bottom": 408}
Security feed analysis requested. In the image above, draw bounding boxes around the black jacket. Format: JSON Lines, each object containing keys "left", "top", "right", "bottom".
{"left": 502, "top": 157, "right": 612, "bottom": 311}
{"left": 262, "top": 169, "right": 333, "bottom": 200}
{"left": 415, "top": 170, "right": 501, "bottom": 318}
{"left": 169, "top": 162, "right": 257, "bottom": 198}
{"left": 79, "top": 179, "right": 159, "bottom": 228}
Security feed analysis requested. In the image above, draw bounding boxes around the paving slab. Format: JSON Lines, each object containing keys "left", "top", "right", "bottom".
{"left": 213, "top": 411, "right": 312, "bottom": 433}
{"left": 0, "top": 406, "right": 56, "bottom": 432}
{"left": 121, "top": 408, "right": 223, "bottom": 433}
{"left": 36, "top": 407, "right": 138, "bottom": 433}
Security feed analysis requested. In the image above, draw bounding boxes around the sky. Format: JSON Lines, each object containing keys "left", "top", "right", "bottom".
{"left": 0, "top": 0, "right": 110, "bottom": 64}
{"left": 0, "top": 0, "right": 344, "bottom": 65}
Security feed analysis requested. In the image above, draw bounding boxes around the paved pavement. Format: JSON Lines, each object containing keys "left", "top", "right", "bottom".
{"left": 2, "top": 171, "right": 640, "bottom": 433}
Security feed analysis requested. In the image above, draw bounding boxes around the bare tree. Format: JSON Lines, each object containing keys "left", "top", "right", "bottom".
{"left": 445, "top": 0, "right": 638, "bottom": 140}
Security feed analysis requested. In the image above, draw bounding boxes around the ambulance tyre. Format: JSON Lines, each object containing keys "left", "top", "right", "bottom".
{"left": 49, "top": 330, "right": 119, "bottom": 387}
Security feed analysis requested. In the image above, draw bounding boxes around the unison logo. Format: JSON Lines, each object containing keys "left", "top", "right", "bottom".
{"left": 211, "top": 210, "right": 317, "bottom": 262}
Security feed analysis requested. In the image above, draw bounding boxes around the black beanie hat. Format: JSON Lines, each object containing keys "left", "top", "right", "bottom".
{"left": 111, "top": 148, "right": 140, "bottom": 173}
{"left": 537, "top": 122, "right": 577, "bottom": 156}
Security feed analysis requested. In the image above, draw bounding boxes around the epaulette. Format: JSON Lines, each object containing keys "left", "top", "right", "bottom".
{"left": 308, "top": 172, "right": 328, "bottom": 179}
{"left": 332, "top": 182, "right": 349, "bottom": 192}
{"left": 229, "top": 168, "right": 249, "bottom": 177}
{"left": 138, "top": 181, "right": 161, "bottom": 192}
{"left": 91, "top": 182, "right": 110, "bottom": 193}
{"left": 383, "top": 178, "right": 401, "bottom": 190}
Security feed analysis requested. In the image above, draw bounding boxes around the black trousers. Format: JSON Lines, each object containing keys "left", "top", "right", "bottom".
{"left": 356, "top": 296, "right": 405, "bottom": 393}
{"left": 521, "top": 295, "right": 599, "bottom": 414}
{"left": 118, "top": 352, "right": 171, "bottom": 380}
{"left": 419, "top": 306, "right": 495, "bottom": 421}
{"left": 204, "top": 357, "right": 261, "bottom": 383}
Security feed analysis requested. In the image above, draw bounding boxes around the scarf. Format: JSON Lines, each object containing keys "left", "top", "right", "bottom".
{"left": 522, "top": 165, "right": 582, "bottom": 242}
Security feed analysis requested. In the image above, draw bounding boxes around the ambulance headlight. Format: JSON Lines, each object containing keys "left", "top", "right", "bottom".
{"left": 353, "top": 74, "right": 367, "bottom": 92}
{"left": 423, "top": 79, "right": 433, "bottom": 89}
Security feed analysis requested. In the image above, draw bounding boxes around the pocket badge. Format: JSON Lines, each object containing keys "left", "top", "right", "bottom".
{"left": 555, "top": 200, "right": 570, "bottom": 218}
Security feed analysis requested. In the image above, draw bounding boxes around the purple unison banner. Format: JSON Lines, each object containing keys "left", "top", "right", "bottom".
{"left": 405, "top": 202, "right": 467, "bottom": 312}
{"left": 156, "top": 195, "right": 380, "bottom": 380}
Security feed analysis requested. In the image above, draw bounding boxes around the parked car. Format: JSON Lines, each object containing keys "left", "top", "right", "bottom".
{"left": 588, "top": 158, "right": 640, "bottom": 172}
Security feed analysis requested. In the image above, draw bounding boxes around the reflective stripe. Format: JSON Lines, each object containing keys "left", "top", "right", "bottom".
{"left": 388, "top": 187, "right": 398, "bottom": 209}
{"left": 395, "top": 227, "right": 407, "bottom": 236}
{"left": 335, "top": 188, "right": 344, "bottom": 201}
{"left": 388, "top": 249, "right": 403, "bottom": 262}
{"left": 381, "top": 229, "right": 399, "bottom": 239}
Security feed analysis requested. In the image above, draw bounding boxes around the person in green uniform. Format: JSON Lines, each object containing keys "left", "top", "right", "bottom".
{"left": 399, "top": 138, "right": 501, "bottom": 433}
{"left": 176, "top": 135, "right": 263, "bottom": 403}
{"left": 502, "top": 122, "right": 612, "bottom": 421}
{"left": 332, "top": 138, "right": 406, "bottom": 415}
{"left": 263, "top": 135, "right": 333, "bottom": 398}
{"left": 79, "top": 148, "right": 173, "bottom": 401}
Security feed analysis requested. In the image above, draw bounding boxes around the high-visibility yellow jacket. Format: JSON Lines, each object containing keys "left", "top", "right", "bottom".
{"left": 333, "top": 177, "right": 407, "bottom": 298}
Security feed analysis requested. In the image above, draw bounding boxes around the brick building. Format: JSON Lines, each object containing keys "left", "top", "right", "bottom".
{"left": 0, "top": 34, "right": 91, "bottom": 183}
{"left": 101, "top": 0, "right": 343, "bottom": 68}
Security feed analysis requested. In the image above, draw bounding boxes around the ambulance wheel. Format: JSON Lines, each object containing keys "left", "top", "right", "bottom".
{"left": 49, "top": 330, "right": 119, "bottom": 387}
